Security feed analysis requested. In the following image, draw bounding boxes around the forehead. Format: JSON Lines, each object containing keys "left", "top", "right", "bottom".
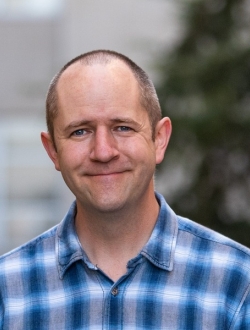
{"left": 57, "top": 59, "right": 140, "bottom": 101}
{"left": 54, "top": 60, "right": 147, "bottom": 125}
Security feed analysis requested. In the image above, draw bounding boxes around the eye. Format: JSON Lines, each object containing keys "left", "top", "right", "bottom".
{"left": 72, "top": 129, "right": 86, "bottom": 136}
{"left": 116, "top": 126, "right": 132, "bottom": 132}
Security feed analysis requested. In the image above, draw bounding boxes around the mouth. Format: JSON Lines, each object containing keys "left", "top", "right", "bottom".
{"left": 85, "top": 167, "right": 132, "bottom": 178}
{"left": 88, "top": 171, "right": 125, "bottom": 177}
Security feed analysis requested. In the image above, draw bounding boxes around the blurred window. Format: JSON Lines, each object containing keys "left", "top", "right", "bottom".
{"left": 0, "top": 119, "right": 72, "bottom": 254}
{"left": 0, "top": 0, "right": 63, "bottom": 19}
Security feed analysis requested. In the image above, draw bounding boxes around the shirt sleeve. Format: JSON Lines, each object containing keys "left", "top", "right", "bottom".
{"left": 230, "top": 284, "right": 250, "bottom": 330}
{"left": 0, "top": 294, "right": 3, "bottom": 329}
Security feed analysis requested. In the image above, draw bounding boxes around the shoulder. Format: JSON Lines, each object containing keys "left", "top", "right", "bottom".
{"left": 176, "top": 216, "right": 250, "bottom": 322}
{"left": 157, "top": 192, "right": 250, "bottom": 262}
{"left": 0, "top": 225, "right": 58, "bottom": 272}
{"left": 0, "top": 225, "right": 60, "bottom": 322}
{"left": 177, "top": 215, "right": 250, "bottom": 273}
{"left": 178, "top": 215, "right": 250, "bottom": 255}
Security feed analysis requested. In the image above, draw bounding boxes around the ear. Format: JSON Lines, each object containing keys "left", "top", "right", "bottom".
{"left": 41, "top": 132, "right": 61, "bottom": 171}
{"left": 154, "top": 117, "right": 172, "bottom": 164}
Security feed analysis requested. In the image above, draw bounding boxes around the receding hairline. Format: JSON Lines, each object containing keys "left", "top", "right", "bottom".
{"left": 55, "top": 53, "right": 147, "bottom": 96}
{"left": 57, "top": 56, "right": 139, "bottom": 90}
{"left": 52, "top": 54, "right": 156, "bottom": 120}
{"left": 57, "top": 50, "right": 145, "bottom": 77}
{"left": 46, "top": 50, "right": 162, "bottom": 145}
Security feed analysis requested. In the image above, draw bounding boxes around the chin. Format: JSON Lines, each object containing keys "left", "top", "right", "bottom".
{"left": 86, "top": 195, "right": 128, "bottom": 214}
{"left": 94, "top": 201, "right": 125, "bottom": 213}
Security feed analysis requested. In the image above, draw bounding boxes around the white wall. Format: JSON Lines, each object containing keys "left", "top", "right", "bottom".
{"left": 61, "top": 0, "right": 180, "bottom": 82}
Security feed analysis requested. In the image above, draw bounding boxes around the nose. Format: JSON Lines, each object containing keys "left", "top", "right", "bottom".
{"left": 90, "top": 127, "right": 119, "bottom": 162}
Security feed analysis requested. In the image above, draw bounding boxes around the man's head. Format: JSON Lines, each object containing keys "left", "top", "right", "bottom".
{"left": 46, "top": 50, "right": 162, "bottom": 147}
{"left": 41, "top": 50, "right": 171, "bottom": 214}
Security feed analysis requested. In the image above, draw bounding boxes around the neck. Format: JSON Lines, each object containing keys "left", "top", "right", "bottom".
{"left": 75, "top": 191, "right": 159, "bottom": 281}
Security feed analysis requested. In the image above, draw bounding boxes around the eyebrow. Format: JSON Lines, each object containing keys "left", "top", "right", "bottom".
{"left": 65, "top": 120, "right": 92, "bottom": 131}
{"left": 110, "top": 117, "right": 139, "bottom": 125}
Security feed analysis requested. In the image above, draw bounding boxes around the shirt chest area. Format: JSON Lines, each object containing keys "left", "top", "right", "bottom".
{"left": 32, "top": 259, "right": 229, "bottom": 329}
{"left": 4, "top": 258, "right": 230, "bottom": 330}
{"left": 54, "top": 259, "right": 178, "bottom": 329}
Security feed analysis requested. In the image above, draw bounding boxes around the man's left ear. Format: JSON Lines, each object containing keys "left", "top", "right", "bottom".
{"left": 154, "top": 117, "right": 172, "bottom": 164}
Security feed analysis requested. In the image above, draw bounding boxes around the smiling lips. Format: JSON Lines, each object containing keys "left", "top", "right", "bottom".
{"left": 87, "top": 171, "right": 126, "bottom": 177}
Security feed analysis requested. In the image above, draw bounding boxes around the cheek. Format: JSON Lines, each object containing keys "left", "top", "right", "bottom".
{"left": 125, "top": 143, "right": 156, "bottom": 169}
{"left": 57, "top": 145, "right": 84, "bottom": 170}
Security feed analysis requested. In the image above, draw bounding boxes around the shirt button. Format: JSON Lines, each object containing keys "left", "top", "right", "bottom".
{"left": 111, "top": 287, "right": 119, "bottom": 296}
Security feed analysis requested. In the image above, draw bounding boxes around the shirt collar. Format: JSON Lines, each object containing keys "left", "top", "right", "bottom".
{"left": 56, "top": 201, "right": 86, "bottom": 279}
{"left": 141, "top": 192, "right": 178, "bottom": 271}
{"left": 56, "top": 192, "right": 178, "bottom": 278}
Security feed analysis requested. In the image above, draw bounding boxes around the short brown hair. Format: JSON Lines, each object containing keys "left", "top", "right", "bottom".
{"left": 46, "top": 50, "right": 162, "bottom": 145}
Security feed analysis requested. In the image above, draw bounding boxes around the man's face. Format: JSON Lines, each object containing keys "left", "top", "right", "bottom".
{"left": 43, "top": 61, "right": 167, "bottom": 214}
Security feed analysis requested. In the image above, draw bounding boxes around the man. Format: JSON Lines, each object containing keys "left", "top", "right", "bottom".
{"left": 0, "top": 50, "right": 250, "bottom": 329}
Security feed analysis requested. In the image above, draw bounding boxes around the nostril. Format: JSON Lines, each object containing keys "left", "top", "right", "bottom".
{"left": 90, "top": 143, "right": 119, "bottom": 163}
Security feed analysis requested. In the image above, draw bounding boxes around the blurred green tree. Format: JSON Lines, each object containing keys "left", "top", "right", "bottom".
{"left": 157, "top": 0, "right": 250, "bottom": 246}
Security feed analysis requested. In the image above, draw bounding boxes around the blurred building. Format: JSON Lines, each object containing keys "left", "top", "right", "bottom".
{"left": 0, "top": 0, "right": 180, "bottom": 253}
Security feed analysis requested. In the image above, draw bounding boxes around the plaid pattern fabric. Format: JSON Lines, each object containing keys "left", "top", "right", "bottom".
{"left": 1, "top": 193, "right": 250, "bottom": 329}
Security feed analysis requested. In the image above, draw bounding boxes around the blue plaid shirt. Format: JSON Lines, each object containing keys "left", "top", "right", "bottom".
{"left": 1, "top": 192, "right": 250, "bottom": 329}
